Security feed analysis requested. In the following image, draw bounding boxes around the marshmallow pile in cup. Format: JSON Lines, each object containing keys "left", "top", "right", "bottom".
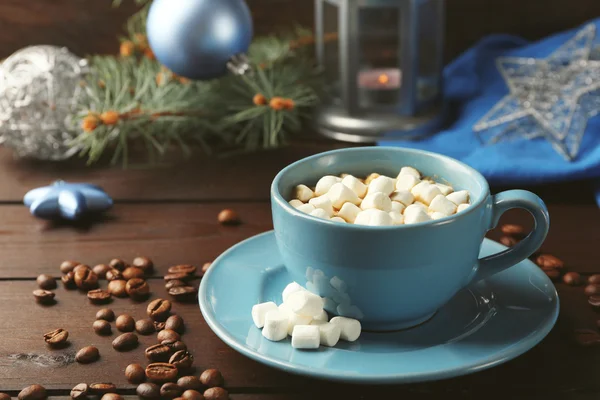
{"left": 289, "top": 166, "right": 471, "bottom": 226}
{"left": 252, "top": 282, "right": 361, "bottom": 349}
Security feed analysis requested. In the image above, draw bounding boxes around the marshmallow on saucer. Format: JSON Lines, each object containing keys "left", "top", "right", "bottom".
{"left": 315, "top": 175, "right": 341, "bottom": 196}
{"left": 294, "top": 184, "right": 314, "bottom": 202}
{"left": 311, "top": 322, "right": 341, "bottom": 347}
{"left": 329, "top": 316, "right": 361, "bottom": 342}
{"left": 286, "top": 291, "right": 324, "bottom": 317}
{"left": 341, "top": 175, "right": 368, "bottom": 198}
{"left": 291, "top": 325, "right": 320, "bottom": 349}
{"left": 252, "top": 301, "right": 278, "bottom": 328}
{"left": 262, "top": 310, "right": 289, "bottom": 341}
{"left": 313, "top": 309, "right": 328, "bottom": 323}
{"left": 282, "top": 282, "right": 306, "bottom": 302}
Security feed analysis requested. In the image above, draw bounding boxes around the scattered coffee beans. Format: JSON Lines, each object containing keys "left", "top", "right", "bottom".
{"left": 157, "top": 329, "right": 180, "bottom": 342}
{"left": 145, "top": 343, "right": 173, "bottom": 362}
{"left": 177, "top": 376, "right": 203, "bottom": 391}
{"left": 96, "top": 308, "right": 115, "bottom": 321}
{"left": 535, "top": 254, "right": 564, "bottom": 269}
{"left": 43, "top": 328, "right": 68, "bottom": 346}
{"left": 203, "top": 387, "right": 228, "bottom": 400}
{"left": 101, "top": 394, "right": 123, "bottom": 400}
{"left": 168, "top": 265, "right": 196, "bottom": 275}
{"left": 60, "top": 260, "right": 80, "bottom": 274}
{"left": 87, "top": 289, "right": 112, "bottom": 304}
{"left": 73, "top": 264, "right": 91, "bottom": 274}
{"left": 126, "top": 363, "right": 146, "bottom": 384}
{"left": 200, "top": 369, "right": 224, "bottom": 387}
{"left": 123, "top": 267, "right": 145, "bottom": 280}
{"left": 126, "top": 278, "right": 150, "bottom": 300}
{"left": 589, "top": 274, "right": 600, "bottom": 284}
{"left": 136, "top": 383, "right": 160, "bottom": 399}
{"left": 112, "top": 332, "right": 139, "bottom": 351}
{"left": 201, "top": 262, "right": 212, "bottom": 276}
{"left": 161, "top": 383, "right": 183, "bottom": 399}
{"left": 168, "top": 286, "right": 196, "bottom": 300}
{"left": 165, "top": 280, "right": 187, "bottom": 290}
{"left": 147, "top": 298, "right": 172, "bottom": 321}
{"left": 33, "top": 289, "right": 55, "bottom": 304}
{"left": 61, "top": 271, "right": 76, "bottom": 289}
{"left": 89, "top": 383, "right": 117, "bottom": 394}
{"left": 169, "top": 350, "right": 194, "bottom": 369}
{"left": 182, "top": 390, "right": 204, "bottom": 400}
{"left": 74, "top": 267, "right": 99, "bottom": 290}
{"left": 162, "top": 340, "right": 187, "bottom": 353}
{"left": 544, "top": 269, "right": 560, "bottom": 281}
{"left": 499, "top": 236, "right": 518, "bottom": 247}
{"left": 562, "top": 272, "right": 582, "bottom": 286}
{"left": 107, "top": 280, "right": 128, "bottom": 297}
{"left": 133, "top": 256, "right": 154, "bottom": 274}
{"left": 0, "top": 394, "right": 10, "bottom": 400}
{"left": 106, "top": 269, "right": 124, "bottom": 281}
{"left": 500, "top": 224, "right": 526, "bottom": 237}
{"left": 574, "top": 328, "right": 600, "bottom": 346}
{"left": 93, "top": 264, "right": 112, "bottom": 278}
{"left": 584, "top": 284, "right": 600, "bottom": 297}
{"left": 218, "top": 209, "right": 240, "bottom": 225}
{"left": 136, "top": 318, "right": 156, "bottom": 335}
{"left": 165, "top": 315, "right": 184, "bottom": 333}
{"left": 146, "top": 362, "right": 178, "bottom": 383}
{"left": 589, "top": 296, "right": 600, "bottom": 308}
{"left": 116, "top": 314, "right": 135, "bottom": 332}
{"left": 93, "top": 319, "right": 112, "bottom": 335}
{"left": 36, "top": 274, "right": 56, "bottom": 290}
{"left": 18, "top": 384, "right": 47, "bottom": 400}
{"left": 164, "top": 273, "right": 194, "bottom": 282}
{"left": 70, "top": 383, "right": 89, "bottom": 399}
{"left": 109, "top": 258, "right": 128, "bottom": 271}
{"left": 154, "top": 321, "right": 166, "bottom": 331}
{"left": 76, "top": 346, "right": 100, "bottom": 363}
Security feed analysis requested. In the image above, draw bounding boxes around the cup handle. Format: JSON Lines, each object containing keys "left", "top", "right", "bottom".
{"left": 471, "top": 190, "right": 550, "bottom": 283}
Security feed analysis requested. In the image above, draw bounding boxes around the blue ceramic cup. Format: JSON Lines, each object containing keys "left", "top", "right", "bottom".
{"left": 271, "top": 147, "right": 550, "bottom": 331}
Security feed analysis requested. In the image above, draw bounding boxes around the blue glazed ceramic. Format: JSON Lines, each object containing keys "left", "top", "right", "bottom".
{"left": 271, "top": 147, "right": 550, "bottom": 330}
{"left": 199, "top": 231, "right": 559, "bottom": 384}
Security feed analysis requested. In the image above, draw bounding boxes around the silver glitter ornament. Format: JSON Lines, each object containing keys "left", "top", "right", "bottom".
{"left": 0, "top": 45, "right": 88, "bottom": 160}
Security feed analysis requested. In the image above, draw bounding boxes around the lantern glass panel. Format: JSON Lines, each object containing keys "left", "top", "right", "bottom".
{"left": 417, "top": 0, "right": 444, "bottom": 105}
{"left": 322, "top": 1, "right": 340, "bottom": 98}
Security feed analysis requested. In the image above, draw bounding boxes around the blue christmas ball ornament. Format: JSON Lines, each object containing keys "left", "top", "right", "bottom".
{"left": 147, "top": 0, "right": 253, "bottom": 80}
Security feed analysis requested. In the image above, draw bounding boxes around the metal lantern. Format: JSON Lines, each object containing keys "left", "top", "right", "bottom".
{"left": 314, "top": 0, "right": 446, "bottom": 142}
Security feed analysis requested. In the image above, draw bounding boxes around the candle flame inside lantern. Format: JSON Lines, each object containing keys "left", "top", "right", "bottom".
{"left": 378, "top": 74, "right": 390, "bottom": 85}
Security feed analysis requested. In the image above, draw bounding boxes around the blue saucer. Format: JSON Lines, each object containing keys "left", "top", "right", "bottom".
{"left": 199, "top": 231, "right": 559, "bottom": 384}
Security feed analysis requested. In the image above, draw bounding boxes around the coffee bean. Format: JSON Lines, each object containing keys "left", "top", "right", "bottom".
{"left": 74, "top": 267, "right": 99, "bottom": 290}
{"left": 585, "top": 284, "right": 600, "bottom": 296}
{"left": 218, "top": 209, "right": 240, "bottom": 225}
{"left": 93, "top": 264, "right": 112, "bottom": 279}
{"left": 589, "top": 295, "right": 600, "bottom": 308}
{"left": 36, "top": 274, "right": 56, "bottom": 290}
{"left": 93, "top": 320, "right": 112, "bottom": 335}
{"left": 123, "top": 267, "right": 145, "bottom": 280}
{"left": 126, "top": 278, "right": 150, "bottom": 300}
{"left": 33, "top": 289, "right": 55, "bottom": 304}
{"left": 112, "top": 332, "right": 139, "bottom": 351}
{"left": 544, "top": 269, "right": 560, "bottom": 281}
{"left": 164, "top": 273, "right": 194, "bottom": 282}
{"left": 147, "top": 298, "right": 172, "bottom": 321}
{"left": 126, "top": 363, "right": 146, "bottom": 384}
{"left": 96, "top": 308, "right": 115, "bottom": 321}
{"left": 43, "top": 328, "right": 68, "bottom": 346}
{"left": 70, "top": 383, "right": 88, "bottom": 399}
{"left": 203, "top": 387, "right": 228, "bottom": 400}
{"left": 133, "top": 256, "right": 154, "bottom": 273}
{"left": 200, "top": 369, "right": 223, "bottom": 388}
{"left": 76, "top": 346, "right": 100, "bottom": 363}
{"left": 500, "top": 224, "right": 526, "bottom": 237}
{"left": 169, "top": 350, "right": 194, "bottom": 369}
{"left": 61, "top": 271, "right": 76, "bottom": 289}
{"left": 573, "top": 329, "right": 600, "bottom": 346}
{"left": 146, "top": 362, "right": 178, "bottom": 383}
{"left": 87, "top": 289, "right": 112, "bottom": 304}
{"left": 89, "top": 383, "right": 117, "bottom": 394}
{"left": 182, "top": 390, "right": 204, "bottom": 400}
{"left": 499, "top": 236, "right": 518, "bottom": 247}
{"left": 109, "top": 258, "right": 128, "bottom": 271}
{"left": 165, "top": 280, "right": 187, "bottom": 290}
{"left": 161, "top": 383, "right": 183, "bottom": 399}
{"left": 168, "top": 265, "right": 197, "bottom": 275}
{"left": 589, "top": 274, "right": 600, "bottom": 284}
{"left": 165, "top": 315, "right": 184, "bottom": 333}
{"left": 562, "top": 272, "right": 582, "bottom": 286}
{"left": 145, "top": 343, "right": 173, "bottom": 362}
{"left": 168, "top": 286, "right": 196, "bottom": 300}
{"left": 105, "top": 268, "right": 123, "bottom": 281}
{"left": 136, "top": 318, "right": 156, "bottom": 335}
{"left": 158, "top": 329, "right": 180, "bottom": 342}
{"left": 162, "top": 340, "right": 187, "bottom": 353}
{"left": 60, "top": 260, "right": 79, "bottom": 274}
{"left": 101, "top": 394, "right": 123, "bottom": 400}
{"left": 116, "top": 314, "right": 135, "bottom": 332}
{"left": 177, "top": 376, "right": 203, "bottom": 391}
{"left": 154, "top": 321, "right": 166, "bottom": 331}
{"left": 201, "top": 263, "right": 212, "bottom": 276}
{"left": 18, "top": 384, "right": 47, "bottom": 400}
{"left": 73, "top": 264, "right": 91, "bottom": 274}
{"left": 107, "top": 280, "right": 128, "bottom": 297}
{"left": 535, "top": 254, "right": 564, "bottom": 270}
{"left": 0, "top": 394, "right": 10, "bottom": 400}
{"left": 136, "top": 383, "right": 160, "bottom": 399}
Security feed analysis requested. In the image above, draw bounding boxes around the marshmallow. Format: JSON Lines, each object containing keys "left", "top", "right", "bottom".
{"left": 330, "top": 216, "right": 346, "bottom": 223}
{"left": 397, "top": 166, "right": 421, "bottom": 179}
{"left": 315, "top": 175, "right": 342, "bottom": 196}
{"left": 316, "top": 322, "right": 341, "bottom": 347}
{"left": 435, "top": 183, "right": 454, "bottom": 196}
{"left": 390, "top": 201, "right": 406, "bottom": 214}
{"left": 446, "top": 190, "right": 470, "bottom": 205}
{"left": 395, "top": 174, "right": 420, "bottom": 191}
{"left": 329, "top": 316, "right": 361, "bottom": 342}
{"left": 337, "top": 202, "right": 361, "bottom": 223}
{"left": 310, "top": 208, "right": 329, "bottom": 219}
{"left": 323, "top": 297, "right": 337, "bottom": 313}
{"left": 278, "top": 302, "right": 292, "bottom": 316}
{"left": 429, "top": 194, "right": 457, "bottom": 216}
{"left": 389, "top": 211, "right": 404, "bottom": 225}
{"left": 390, "top": 190, "right": 415, "bottom": 206}
{"left": 329, "top": 276, "right": 347, "bottom": 293}
{"left": 313, "top": 309, "right": 328, "bottom": 322}
{"left": 430, "top": 211, "right": 447, "bottom": 220}
{"left": 287, "top": 312, "right": 313, "bottom": 335}
{"left": 367, "top": 176, "right": 395, "bottom": 196}
{"left": 404, "top": 204, "right": 431, "bottom": 225}
{"left": 286, "top": 291, "right": 324, "bottom": 317}
{"left": 308, "top": 195, "right": 334, "bottom": 217}
{"left": 364, "top": 173, "right": 380, "bottom": 185}
{"left": 341, "top": 175, "right": 368, "bottom": 198}
{"left": 457, "top": 203, "right": 470, "bottom": 213}
{"left": 326, "top": 182, "right": 361, "bottom": 208}
{"left": 294, "top": 184, "right": 314, "bottom": 202}
{"left": 354, "top": 209, "right": 393, "bottom": 226}
{"left": 262, "top": 310, "right": 289, "bottom": 341}
{"left": 296, "top": 203, "right": 315, "bottom": 214}
{"left": 289, "top": 199, "right": 304, "bottom": 208}
{"left": 411, "top": 181, "right": 443, "bottom": 205}
{"left": 360, "top": 192, "right": 392, "bottom": 212}
{"left": 251, "top": 301, "right": 279, "bottom": 328}
{"left": 282, "top": 282, "right": 306, "bottom": 303}
{"left": 291, "top": 325, "right": 320, "bottom": 349}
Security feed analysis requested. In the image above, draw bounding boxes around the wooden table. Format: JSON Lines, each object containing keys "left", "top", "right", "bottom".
{"left": 0, "top": 141, "right": 598, "bottom": 399}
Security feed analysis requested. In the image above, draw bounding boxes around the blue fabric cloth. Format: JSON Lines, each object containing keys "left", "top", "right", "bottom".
{"left": 378, "top": 20, "right": 600, "bottom": 205}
